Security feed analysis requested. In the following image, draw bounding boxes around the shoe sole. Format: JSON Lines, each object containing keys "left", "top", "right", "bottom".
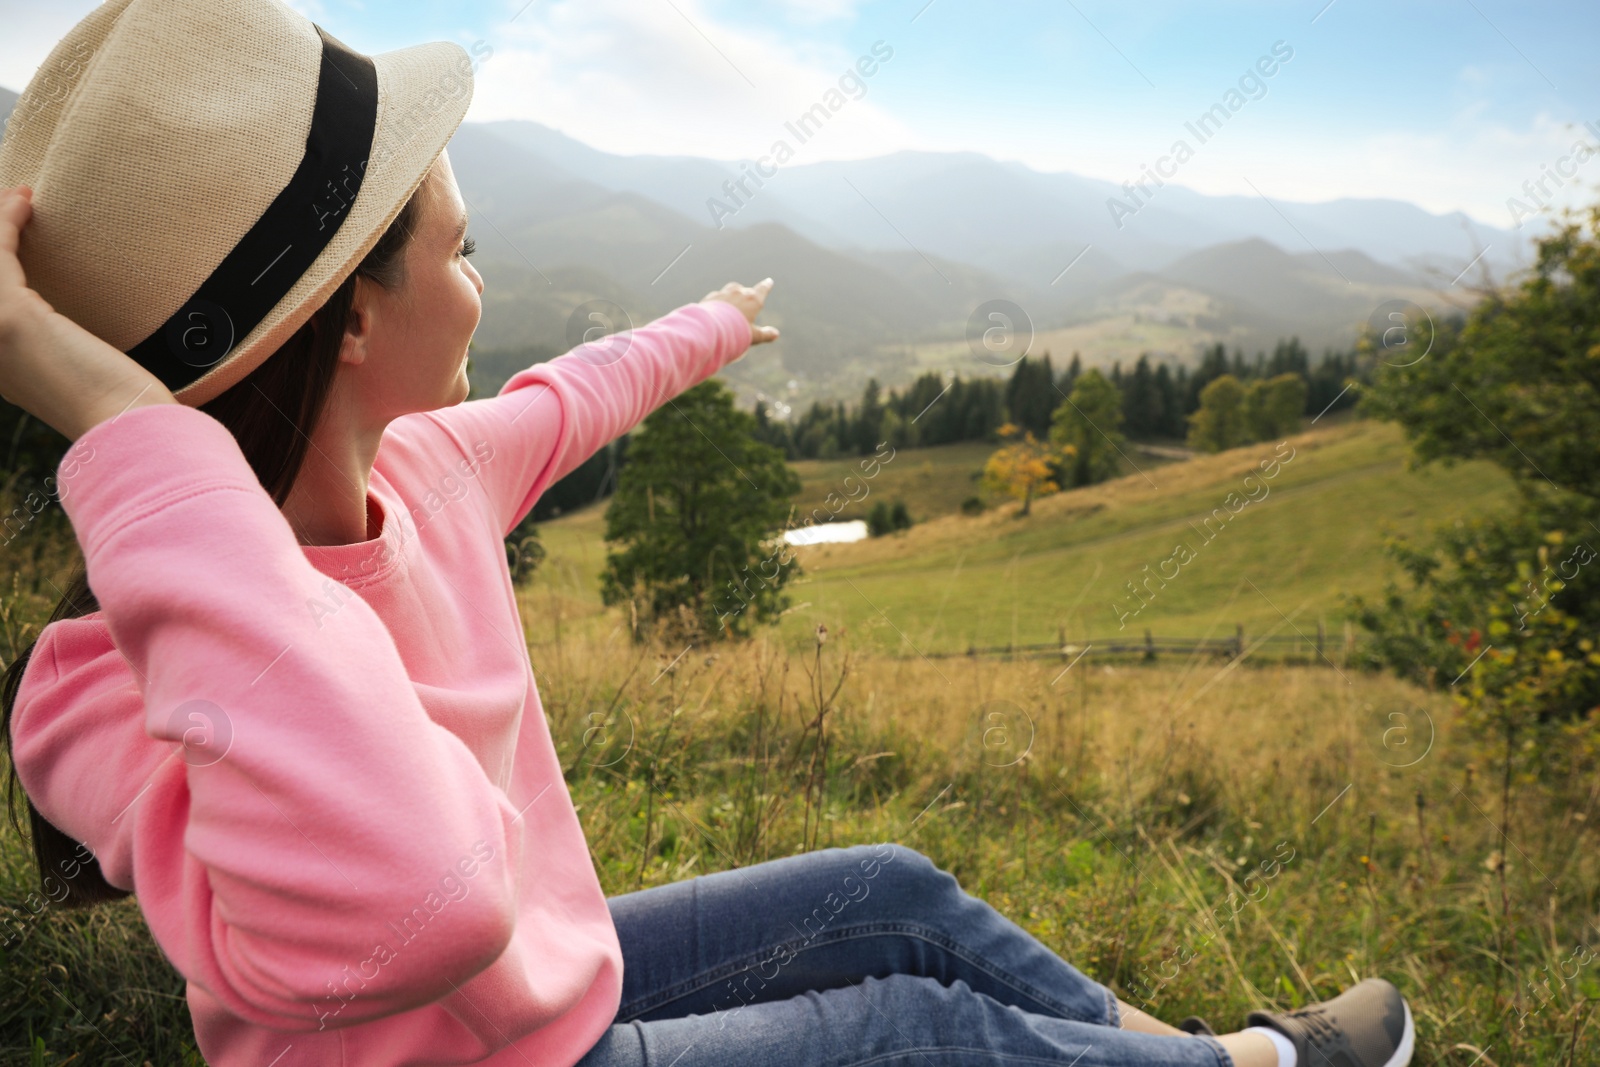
{"left": 1379, "top": 1000, "right": 1415, "bottom": 1067}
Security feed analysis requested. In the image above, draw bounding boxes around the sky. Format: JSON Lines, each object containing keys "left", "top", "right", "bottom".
{"left": 3, "top": 0, "right": 1598, "bottom": 230}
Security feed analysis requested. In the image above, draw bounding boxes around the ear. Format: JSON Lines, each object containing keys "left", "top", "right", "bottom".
{"left": 338, "top": 275, "right": 378, "bottom": 367}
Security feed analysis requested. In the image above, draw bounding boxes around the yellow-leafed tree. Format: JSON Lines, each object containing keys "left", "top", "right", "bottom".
{"left": 982, "top": 423, "right": 1071, "bottom": 516}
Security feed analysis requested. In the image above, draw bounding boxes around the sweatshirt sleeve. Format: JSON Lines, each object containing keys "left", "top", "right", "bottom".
{"left": 40, "top": 402, "right": 524, "bottom": 1032}
{"left": 418, "top": 298, "right": 754, "bottom": 538}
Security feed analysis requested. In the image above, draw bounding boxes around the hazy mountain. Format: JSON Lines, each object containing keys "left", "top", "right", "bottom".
{"left": 1067, "top": 238, "right": 1440, "bottom": 360}
{"left": 473, "top": 120, "right": 852, "bottom": 246}
{"left": 447, "top": 122, "right": 1012, "bottom": 405}
{"left": 469, "top": 119, "right": 1524, "bottom": 282}
{"left": 1108, "top": 181, "right": 1512, "bottom": 283}
{"left": 438, "top": 119, "right": 1510, "bottom": 407}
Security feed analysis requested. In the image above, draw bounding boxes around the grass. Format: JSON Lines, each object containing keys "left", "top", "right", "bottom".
{"left": 3, "top": 419, "right": 1592, "bottom": 1065}
{"left": 775, "top": 419, "right": 1517, "bottom": 657}
{"left": 787, "top": 439, "right": 997, "bottom": 525}
{"left": 525, "top": 417, "right": 1518, "bottom": 659}
{"left": 539, "top": 631, "right": 1599, "bottom": 1066}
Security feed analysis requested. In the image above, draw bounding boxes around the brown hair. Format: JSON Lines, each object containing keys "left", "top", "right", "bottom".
{"left": 0, "top": 184, "right": 425, "bottom": 908}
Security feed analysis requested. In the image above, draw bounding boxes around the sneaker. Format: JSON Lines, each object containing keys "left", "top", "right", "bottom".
{"left": 1178, "top": 1016, "right": 1217, "bottom": 1036}
{"left": 1246, "top": 977, "right": 1414, "bottom": 1067}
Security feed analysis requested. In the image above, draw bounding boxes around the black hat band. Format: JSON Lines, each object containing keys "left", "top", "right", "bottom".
{"left": 125, "top": 25, "right": 379, "bottom": 391}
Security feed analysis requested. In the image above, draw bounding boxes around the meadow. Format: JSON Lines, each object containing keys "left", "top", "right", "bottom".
{"left": 2, "top": 417, "right": 1594, "bottom": 1066}
{"left": 538, "top": 418, "right": 1517, "bottom": 658}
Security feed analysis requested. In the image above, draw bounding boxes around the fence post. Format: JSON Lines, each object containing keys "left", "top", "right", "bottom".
{"left": 1234, "top": 623, "right": 1245, "bottom": 659}
{"left": 1316, "top": 620, "right": 1325, "bottom": 661}
{"left": 1144, "top": 628, "right": 1156, "bottom": 663}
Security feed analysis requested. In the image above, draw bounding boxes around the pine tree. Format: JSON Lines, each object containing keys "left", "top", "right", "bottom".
{"left": 601, "top": 379, "right": 803, "bottom": 642}
{"left": 1122, "top": 354, "right": 1165, "bottom": 439}
{"left": 1004, "top": 354, "right": 1057, "bottom": 438}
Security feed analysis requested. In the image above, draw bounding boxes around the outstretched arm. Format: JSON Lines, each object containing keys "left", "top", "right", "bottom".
{"left": 410, "top": 280, "right": 777, "bottom": 538}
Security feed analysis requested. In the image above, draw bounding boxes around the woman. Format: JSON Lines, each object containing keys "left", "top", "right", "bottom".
{"left": 0, "top": 2, "right": 1411, "bottom": 1065}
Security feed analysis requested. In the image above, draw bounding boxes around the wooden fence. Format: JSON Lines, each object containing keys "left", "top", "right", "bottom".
{"left": 922, "top": 622, "right": 1354, "bottom": 666}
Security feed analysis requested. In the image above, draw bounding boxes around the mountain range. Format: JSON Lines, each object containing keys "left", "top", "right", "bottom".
{"left": 1, "top": 85, "right": 1519, "bottom": 411}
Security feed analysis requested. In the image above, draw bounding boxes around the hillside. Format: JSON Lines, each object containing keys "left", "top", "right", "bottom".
{"left": 444, "top": 120, "right": 1487, "bottom": 409}
{"left": 531, "top": 418, "right": 1513, "bottom": 656}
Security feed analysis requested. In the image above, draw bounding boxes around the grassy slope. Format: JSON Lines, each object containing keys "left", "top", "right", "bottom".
{"left": 786, "top": 440, "right": 997, "bottom": 525}
{"left": 534, "top": 418, "right": 1514, "bottom": 656}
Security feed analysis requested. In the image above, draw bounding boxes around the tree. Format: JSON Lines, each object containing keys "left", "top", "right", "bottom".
{"left": 854, "top": 378, "right": 885, "bottom": 455}
{"left": 1186, "top": 343, "right": 1230, "bottom": 412}
{"left": 1059, "top": 352, "right": 1083, "bottom": 396}
{"left": 1122, "top": 354, "right": 1165, "bottom": 439}
{"left": 601, "top": 379, "right": 803, "bottom": 643}
{"left": 1049, "top": 369, "right": 1125, "bottom": 487}
{"left": 1152, "top": 362, "right": 1182, "bottom": 437}
{"left": 1004, "top": 354, "right": 1057, "bottom": 439}
{"left": 1355, "top": 203, "right": 1600, "bottom": 752}
{"left": 982, "top": 423, "right": 1067, "bottom": 516}
{"left": 504, "top": 513, "right": 547, "bottom": 585}
{"left": 1187, "top": 374, "right": 1248, "bottom": 453}
{"left": 1265, "top": 337, "right": 1310, "bottom": 377}
{"left": 751, "top": 398, "right": 792, "bottom": 455}
{"left": 1242, "top": 373, "right": 1308, "bottom": 442}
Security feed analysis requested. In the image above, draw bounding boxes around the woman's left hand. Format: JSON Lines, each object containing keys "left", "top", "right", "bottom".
{"left": 701, "top": 278, "right": 779, "bottom": 346}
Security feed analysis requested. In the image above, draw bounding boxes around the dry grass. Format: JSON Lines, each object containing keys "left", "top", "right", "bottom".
{"left": 529, "top": 593, "right": 1597, "bottom": 1065}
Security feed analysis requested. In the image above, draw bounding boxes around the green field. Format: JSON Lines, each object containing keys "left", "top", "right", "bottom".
{"left": 532, "top": 418, "right": 1514, "bottom": 657}
{"left": 787, "top": 439, "right": 996, "bottom": 523}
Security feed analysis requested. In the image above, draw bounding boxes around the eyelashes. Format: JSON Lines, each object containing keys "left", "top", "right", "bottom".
{"left": 458, "top": 235, "right": 477, "bottom": 259}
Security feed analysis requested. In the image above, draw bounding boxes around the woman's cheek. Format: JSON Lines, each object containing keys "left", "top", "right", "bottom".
{"left": 461, "top": 264, "right": 485, "bottom": 322}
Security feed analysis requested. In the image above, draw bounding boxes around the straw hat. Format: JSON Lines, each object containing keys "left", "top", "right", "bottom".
{"left": 0, "top": 0, "right": 474, "bottom": 407}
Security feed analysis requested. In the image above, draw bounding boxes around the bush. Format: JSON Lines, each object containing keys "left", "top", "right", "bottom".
{"left": 867, "top": 500, "right": 893, "bottom": 538}
{"left": 868, "top": 500, "right": 914, "bottom": 537}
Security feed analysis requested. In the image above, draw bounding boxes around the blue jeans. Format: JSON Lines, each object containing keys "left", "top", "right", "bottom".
{"left": 574, "top": 843, "right": 1233, "bottom": 1066}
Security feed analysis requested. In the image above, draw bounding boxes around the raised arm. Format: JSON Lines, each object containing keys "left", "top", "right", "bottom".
{"left": 414, "top": 286, "right": 770, "bottom": 538}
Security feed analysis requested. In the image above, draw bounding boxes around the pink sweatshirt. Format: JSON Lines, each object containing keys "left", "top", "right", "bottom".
{"left": 8, "top": 298, "right": 755, "bottom": 1066}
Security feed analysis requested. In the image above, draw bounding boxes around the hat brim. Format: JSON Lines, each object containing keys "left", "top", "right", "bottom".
{"left": 176, "top": 39, "right": 475, "bottom": 407}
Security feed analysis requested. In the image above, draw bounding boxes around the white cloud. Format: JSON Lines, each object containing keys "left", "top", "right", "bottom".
{"left": 1344, "top": 109, "right": 1600, "bottom": 228}
{"left": 765, "top": 0, "right": 863, "bottom": 25}
{"left": 465, "top": 0, "right": 921, "bottom": 162}
{"left": 896, "top": 91, "right": 1599, "bottom": 237}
